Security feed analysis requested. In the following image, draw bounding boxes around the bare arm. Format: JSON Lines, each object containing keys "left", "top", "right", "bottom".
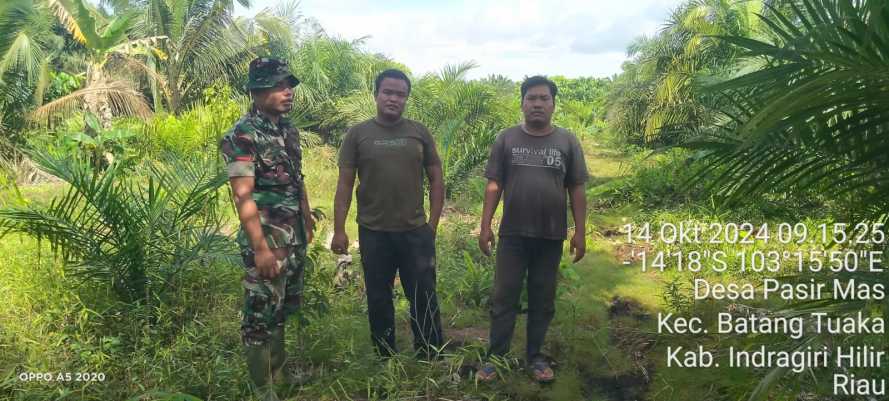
{"left": 478, "top": 179, "right": 502, "bottom": 256}
{"left": 480, "top": 179, "right": 502, "bottom": 232}
{"left": 331, "top": 167, "right": 356, "bottom": 253}
{"left": 568, "top": 183, "right": 587, "bottom": 263}
{"left": 300, "top": 179, "right": 314, "bottom": 243}
{"left": 231, "top": 176, "right": 270, "bottom": 253}
{"left": 425, "top": 163, "right": 444, "bottom": 234}
{"left": 230, "top": 176, "right": 281, "bottom": 277}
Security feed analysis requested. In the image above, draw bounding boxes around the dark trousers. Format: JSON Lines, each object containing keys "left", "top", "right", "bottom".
{"left": 358, "top": 224, "right": 443, "bottom": 356}
{"left": 488, "top": 235, "right": 562, "bottom": 361}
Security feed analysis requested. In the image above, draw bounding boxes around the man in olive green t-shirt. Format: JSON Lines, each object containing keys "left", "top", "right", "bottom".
{"left": 331, "top": 69, "right": 444, "bottom": 358}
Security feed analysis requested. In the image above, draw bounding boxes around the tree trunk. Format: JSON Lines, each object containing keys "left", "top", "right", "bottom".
{"left": 168, "top": 65, "right": 181, "bottom": 115}
{"left": 83, "top": 66, "right": 114, "bottom": 129}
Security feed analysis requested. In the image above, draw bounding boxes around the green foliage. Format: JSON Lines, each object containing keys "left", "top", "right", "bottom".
{"left": 0, "top": 0, "right": 55, "bottom": 84}
{"left": 0, "top": 0, "right": 60, "bottom": 141}
{"left": 289, "top": 36, "right": 406, "bottom": 142}
{"left": 677, "top": 1, "right": 889, "bottom": 397}
{"left": 291, "top": 228, "right": 336, "bottom": 327}
{"left": 127, "top": 392, "right": 203, "bottom": 401}
{"left": 0, "top": 151, "right": 231, "bottom": 304}
{"left": 554, "top": 98, "right": 602, "bottom": 138}
{"left": 137, "top": 83, "right": 244, "bottom": 158}
{"left": 607, "top": 0, "right": 761, "bottom": 146}
{"left": 141, "top": 0, "right": 251, "bottom": 113}
{"left": 26, "top": 0, "right": 158, "bottom": 123}
{"left": 0, "top": 71, "right": 37, "bottom": 144}
{"left": 551, "top": 76, "right": 610, "bottom": 137}
{"left": 45, "top": 70, "right": 82, "bottom": 101}
{"left": 605, "top": 60, "right": 652, "bottom": 145}
{"left": 56, "top": 0, "right": 133, "bottom": 53}
{"left": 551, "top": 76, "right": 610, "bottom": 105}
{"left": 55, "top": 112, "right": 139, "bottom": 169}
{"left": 686, "top": 0, "right": 889, "bottom": 222}
{"left": 586, "top": 149, "right": 701, "bottom": 212}
{"left": 660, "top": 274, "right": 694, "bottom": 312}
{"left": 437, "top": 219, "right": 495, "bottom": 308}
{"left": 453, "top": 250, "right": 493, "bottom": 308}
{"left": 411, "top": 65, "right": 517, "bottom": 193}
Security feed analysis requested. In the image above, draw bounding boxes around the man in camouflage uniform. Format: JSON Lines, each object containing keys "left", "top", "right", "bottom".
{"left": 219, "top": 57, "right": 314, "bottom": 401}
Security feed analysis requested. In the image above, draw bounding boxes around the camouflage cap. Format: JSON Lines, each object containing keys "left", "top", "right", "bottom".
{"left": 247, "top": 57, "right": 300, "bottom": 90}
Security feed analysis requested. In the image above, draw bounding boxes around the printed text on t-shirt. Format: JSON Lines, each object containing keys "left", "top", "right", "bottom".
{"left": 373, "top": 138, "right": 408, "bottom": 147}
{"left": 510, "top": 147, "right": 563, "bottom": 169}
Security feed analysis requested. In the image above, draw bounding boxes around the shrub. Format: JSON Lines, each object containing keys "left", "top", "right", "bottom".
{"left": 137, "top": 83, "right": 244, "bottom": 159}
{"left": 0, "top": 151, "right": 231, "bottom": 305}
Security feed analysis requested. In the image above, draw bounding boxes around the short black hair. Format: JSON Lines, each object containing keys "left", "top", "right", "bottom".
{"left": 520, "top": 75, "right": 557, "bottom": 102}
{"left": 374, "top": 69, "right": 411, "bottom": 96}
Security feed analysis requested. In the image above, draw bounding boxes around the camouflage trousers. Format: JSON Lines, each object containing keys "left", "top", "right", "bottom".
{"left": 239, "top": 245, "right": 306, "bottom": 346}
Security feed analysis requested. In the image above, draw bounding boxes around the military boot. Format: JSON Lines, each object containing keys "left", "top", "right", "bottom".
{"left": 245, "top": 342, "right": 281, "bottom": 401}
{"left": 269, "top": 327, "right": 311, "bottom": 387}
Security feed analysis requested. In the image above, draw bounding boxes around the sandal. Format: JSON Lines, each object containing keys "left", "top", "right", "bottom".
{"left": 475, "top": 362, "right": 497, "bottom": 382}
{"left": 529, "top": 360, "right": 554, "bottom": 383}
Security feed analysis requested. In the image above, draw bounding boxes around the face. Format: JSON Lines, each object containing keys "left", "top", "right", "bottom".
{"left": 253, "top": 80, "right": 294, "bottom": 116}
{"left": 375, "top": 77, "right": 409, "bottom": 119}
{"left": 521, "top": 84, "right": 555, "bottom": 126}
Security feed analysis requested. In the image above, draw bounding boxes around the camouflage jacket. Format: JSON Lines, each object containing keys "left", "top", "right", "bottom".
{"left": 220, "top": 110, "right": 306, "bottom": 249}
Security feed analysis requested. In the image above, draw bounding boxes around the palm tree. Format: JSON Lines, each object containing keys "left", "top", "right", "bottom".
{"left": 270, "top": 35, "right": 404, "bottom": 143}
{"left": 299, "top": 38, "right": 405, "bottom": 138}
{"left": 0, "top": 0, "right": 61, "bottom": 136}
{"left": 409, "top": 63, "right": 516, "bottom": 193}
{"left": 606, "top": 52, "right": 655, "bottom": 145}
{"left": 550, "top": 76, "right": 610, "bottom": 137}
{"left": 608, "top": 0, "right": 763, "bottom": 145}
{"left": 138, "top": 0, "right": 251, "bottom": 114}
{"left": 0, "top": 0, "right": 50, "bottom": 89}
{"left": 238, "top": 0, "right": 322, "bottom": 60}
{"left": 0, "top": 150, "right": 230, "bottom": 304}
{"left": 28, "top": 0, "right": 159, "bottom": 125}
{"left": 682, "top": 1, "right": 889, "bottom": 398}
{"left": 687, "top": 0, "right": 889, "bottom": 220}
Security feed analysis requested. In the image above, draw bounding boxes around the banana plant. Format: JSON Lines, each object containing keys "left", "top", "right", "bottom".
{"left": 59, "top": 112, "right": 138, "bottom": 170}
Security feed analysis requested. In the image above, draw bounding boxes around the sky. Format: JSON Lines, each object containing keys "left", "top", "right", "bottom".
{"left": 234, "top": 0, "right": 685, "bottom": 80}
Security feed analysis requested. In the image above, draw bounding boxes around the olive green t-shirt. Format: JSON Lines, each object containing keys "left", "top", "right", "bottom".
{"left": 484, "top": 125, "right": 589, "bottom": 240}
{"left": 339, "top": 118, "right": 441, "bottom": 232}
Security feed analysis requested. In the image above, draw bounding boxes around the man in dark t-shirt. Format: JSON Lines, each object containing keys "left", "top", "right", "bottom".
{"left": 477, "top": 76, "right": 589, "bottom": 383}
{"left": 331, "top": 69, "right": 444, "bottom": 358}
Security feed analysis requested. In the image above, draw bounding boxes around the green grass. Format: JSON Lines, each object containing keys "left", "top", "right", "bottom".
{"left": 0, "top": 139, "right": 677, "bottom": 401}
{"left": 1, "top": 139, "right": 857, "bottom": 401}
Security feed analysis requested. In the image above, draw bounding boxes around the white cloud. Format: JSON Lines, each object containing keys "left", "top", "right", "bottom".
{"left": 236, "top": 0, "right": 684, "bottom": 79}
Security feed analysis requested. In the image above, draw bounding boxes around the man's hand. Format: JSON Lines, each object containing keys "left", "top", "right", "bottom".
{"left": 478, "top": 226, "right": 495, "bottom": 256}
{"left": 428, "top": 220, "right": 439, "bottom": 238}
{"left": 479, "top": 179, "right": 502, "bottom": 258}
{"left": 304, "top": 213, "right": 315, "bottom": 243}
{"left": 330, "top": 230, "right": 349, "bottom": 254}
{"left": 332, "top": 167, "right": 355, "bottom": 255}
{"left": 425, "top": 163, "right": 444, "bottom": 241}
{"left": 569, "top": 230, "right": 586, "bottom": 263}
{"left": 254, "top": 248, "right": 282, "bottom": 279}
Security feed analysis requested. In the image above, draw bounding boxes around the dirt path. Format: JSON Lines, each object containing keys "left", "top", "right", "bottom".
{"left": 572, "top": 143, "right": 662, "bottom": 401}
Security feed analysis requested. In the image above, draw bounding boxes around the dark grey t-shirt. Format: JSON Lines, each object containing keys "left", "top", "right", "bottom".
{"left": 484, "top": 125, "right": 589, "bottom": 240}
{"left": 339, "top": 118, "right": 441, "bottom": 232}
